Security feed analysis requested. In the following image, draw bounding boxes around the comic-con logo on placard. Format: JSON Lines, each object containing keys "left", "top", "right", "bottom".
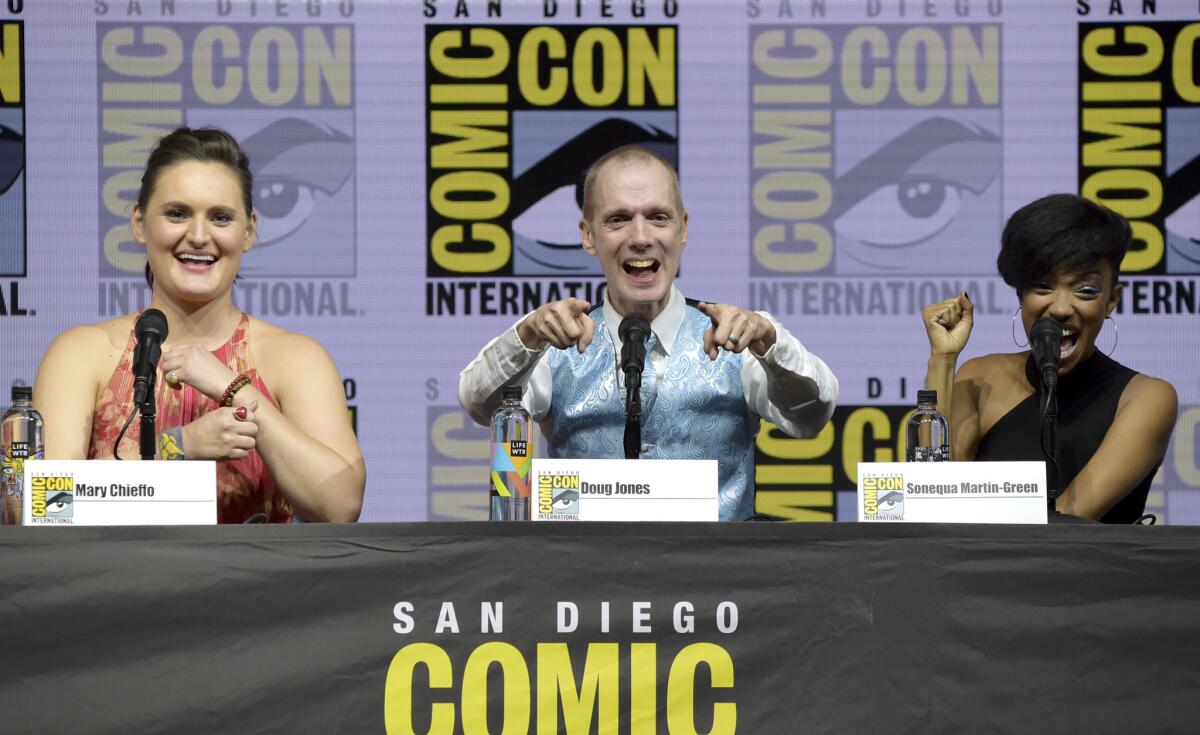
{"left": 424, "top": 25, "right": 678, "bottom": 316}
{"left": 95, "top": 22, "right": 357, "bottom": 318}
{"left": 748, "top": 24, "right": 1002, "bottom": 278}
{"left": 862, "top": 473, "right": 904, "bottom": 520}
{"left": 1078, "top": 22, "right": 1200, "bottom": 278}
{"left": 0, "top": 20, "right": 27, "bottom": 320}
{"left": 538, "top": 471, "right": 580, "bottom": 519}
{"left": 30, "top": 474, "right": 75, "bottom": 524}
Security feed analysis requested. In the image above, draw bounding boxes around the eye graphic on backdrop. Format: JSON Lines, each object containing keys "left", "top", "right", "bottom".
{"left": 1166, "top": 195, "right": 1200, "bottom": 266}
{"left": 257, "top": 179, "right": 315, "bottom": 243}
{"left": 512, "top": 183, "right": 591, "bottom": 271}
{"left": 242, "top": 118, "right": 354, "bottom": 247}
{"left": 833, "top": 117, "right": 1000, "bottom": 273}
{"left": 1164, "top": 154, "right": 1200, "bottom": 270}
{"left": 837, "top": 179, "right": 965, "bottom": 247}
{"left": 510, "top": 118, "right": 677, "bottom": 274}
{"left": 0, "top": 124, "right": 24, "bottom": 196}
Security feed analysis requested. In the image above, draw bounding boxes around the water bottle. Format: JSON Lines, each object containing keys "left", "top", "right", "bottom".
{"left": 906, "top": 389, "right": 949, "bottom": 462}
{"left": 490, "top": 385, "right": 532, "bottom": 520}
{"left": 2, "top": 386, "right": 45, "bottom": 525}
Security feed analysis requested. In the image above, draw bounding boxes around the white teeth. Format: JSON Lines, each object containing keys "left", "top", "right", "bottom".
{"left": 626, "top": 259, "right": 655, "bottom": 267}
{"left": 177, "top": 253, "right": 215, "bottom": 263}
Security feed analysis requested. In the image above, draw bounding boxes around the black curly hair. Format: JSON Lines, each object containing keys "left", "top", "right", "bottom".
{"left": 997, "top": 193, "right": 1131, "bottom": 294}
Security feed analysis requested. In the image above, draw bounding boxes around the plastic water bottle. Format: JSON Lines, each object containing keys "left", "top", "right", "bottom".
{"left": 906, "top": 389, "right": 949, "bottom": 462}
{"left": 490, "top": 385, "right": 532, "bottom": 520}
{"left": 2, "top": 386, "right": 45, "bottom": 525}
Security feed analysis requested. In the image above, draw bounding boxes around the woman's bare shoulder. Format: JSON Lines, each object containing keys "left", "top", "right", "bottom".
{"left": 244, "top": 316, "right": 336, "bottom": 384}
{"left": 958, "top": 352, "right": 1033, "bottom": 434}
{"left": 37, "top": 315, "right": 136, "bottom": 408}
{"left": 1121, "top": 373, "right": 1178, "bottom": 415}
{"left": 47, "top": 315, "right": 136, "bottom": 355}
{"left": 957, "top": 351, "right": 1027, "bottom": 383}
{"left": 245, "top": 316, "right": 327, "bottom": 355}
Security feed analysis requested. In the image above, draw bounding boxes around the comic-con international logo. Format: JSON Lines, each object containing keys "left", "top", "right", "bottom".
{"left": 538, "top": 471, "right": 580, "bottom": 519}
{"left": 96, "top": 22, "right": 355, "bottom": 309}
{"left": 862, "top": 473, "right": 904, "bottom": 520}
{"left": 424, "top": 25, "right": 678, "bottom": 287}
{"left": 748, "top": 24, "right": 1001, "bottom": 276}
{"left": 1078, "top": 22, "right": 1200, "bottom": 275}
{"left": 0, "top": 21, "right": 25, "bottom": 281}
{"left": 30, "top": 475, "right": 75, "bottom": 524}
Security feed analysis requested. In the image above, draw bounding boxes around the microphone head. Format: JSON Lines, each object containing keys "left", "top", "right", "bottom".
{"left": 136, "top": 308, "right": 169, "bottom": 341}
{"left": 618, "top": 312, "right": 651, "bottom": 344}
{"left": 1030, "top": 317, "right": 1063, "bottom": 366}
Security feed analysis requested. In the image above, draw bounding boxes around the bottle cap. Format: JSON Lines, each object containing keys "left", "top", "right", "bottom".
{"left": 501, "top": 385, "right": 523, "bottom": 402}
{"left": 916, "top": 389, "right": 937, "bottom": 405}
{"left": 12, "top": 385, "right": 31, "bottom": 401}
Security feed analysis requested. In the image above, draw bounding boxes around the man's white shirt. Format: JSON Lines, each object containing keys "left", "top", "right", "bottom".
{"left": 459, "top": 287, "right": 839, "bottom": 439}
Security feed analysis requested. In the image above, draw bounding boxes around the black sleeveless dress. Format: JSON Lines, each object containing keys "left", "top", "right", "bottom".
{"left": 974, "top": 351, "right": 1156, "bottom": 524}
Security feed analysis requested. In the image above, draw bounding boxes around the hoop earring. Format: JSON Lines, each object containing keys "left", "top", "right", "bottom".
{"left": 1011, "top": 307, "right": 1029, "bottom": 348}
{"left": 1100, "top": 314, "right": 1118, "bottom": 357}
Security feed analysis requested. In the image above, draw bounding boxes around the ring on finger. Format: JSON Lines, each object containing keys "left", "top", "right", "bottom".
{"left": 166, "top": 370, "right": 181, "bottom": 388}
{"left": 234, "top": 406, "right": 249, "bottom": 421}
{"left": 727, "top": 335, "right": 740, "bottom": 347}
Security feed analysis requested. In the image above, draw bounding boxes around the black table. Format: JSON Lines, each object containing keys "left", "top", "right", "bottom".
{"left": 2, "top": 522, "right": 1198, "bottom": 734}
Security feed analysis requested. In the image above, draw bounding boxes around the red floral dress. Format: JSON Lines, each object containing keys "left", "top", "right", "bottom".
{"left": 88, "top": 313, "right": 293, "bottom": 523}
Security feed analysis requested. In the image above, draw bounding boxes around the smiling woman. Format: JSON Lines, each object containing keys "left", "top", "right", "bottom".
{"left": 32, "top": 127, "right": 365, "bottom": 524}
{"left": 922, "top": 194, "right": 1178, "bottom": 523}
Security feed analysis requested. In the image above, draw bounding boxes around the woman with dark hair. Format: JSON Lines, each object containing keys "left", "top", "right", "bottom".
{"left": 923, "top": 193, "right": 1177, "bottom": 522}
{"left": 34, "top": 127, "right": 364, "bottom": 523}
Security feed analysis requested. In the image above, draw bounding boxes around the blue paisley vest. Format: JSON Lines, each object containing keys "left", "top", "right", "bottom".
{"left": 545, "top": 304, "right": 757, "bottom": 520}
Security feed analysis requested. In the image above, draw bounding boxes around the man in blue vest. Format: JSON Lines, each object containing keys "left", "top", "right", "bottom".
{"left": 459, "top": 146, "right": 839, "bottom": 520}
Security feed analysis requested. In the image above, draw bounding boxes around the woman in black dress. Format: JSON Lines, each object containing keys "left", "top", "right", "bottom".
{"left": 922, "top": 194, "right": 1177, "bottom": 522}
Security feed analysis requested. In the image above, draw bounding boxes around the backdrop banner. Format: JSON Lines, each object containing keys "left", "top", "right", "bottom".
{"left": 2, "top": 522, "right": 1200, "bottom": 733}
{"left": 0, "top": 1, "right": 1198, "bottom": 522}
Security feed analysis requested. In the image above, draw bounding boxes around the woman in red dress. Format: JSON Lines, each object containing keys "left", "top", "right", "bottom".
{"left": 34, "top": 127, "right": 364, "bottom": 523}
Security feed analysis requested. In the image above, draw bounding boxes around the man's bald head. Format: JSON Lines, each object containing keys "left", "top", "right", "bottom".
{"left": 581, "top": 146, "right": 684, "bottom": 222}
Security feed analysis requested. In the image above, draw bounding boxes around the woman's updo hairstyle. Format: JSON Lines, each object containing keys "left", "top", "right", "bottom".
{"left": 139, "top": 127, "right": 254, "bottom": 287}
{"left": 996, "top": 193, "right": 1131, "bottom": 295}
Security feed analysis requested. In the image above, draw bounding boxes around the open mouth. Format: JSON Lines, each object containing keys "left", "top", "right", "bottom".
{"left": 622, "top": 258, "right": 660, "bottom": 284}
{"left": 1060, "top": 327, "right": 1079, "bottom": 360}
{"left": 175, "top": 252, "right": 218, "bottom": 272}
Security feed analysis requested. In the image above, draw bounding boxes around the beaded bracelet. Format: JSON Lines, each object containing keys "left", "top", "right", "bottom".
{"left": 221, "top": 373, "right": 252, "bottom": 407}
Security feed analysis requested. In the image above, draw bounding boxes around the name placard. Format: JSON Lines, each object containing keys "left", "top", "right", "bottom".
{"left": 857, "top": 461, "right": 1047, "bottom": 524}
{"left": 530, "top": 459, "right": 718, "bottom": 521}
{"left": 22, "top": 460, "right": 217, "bottom": 526}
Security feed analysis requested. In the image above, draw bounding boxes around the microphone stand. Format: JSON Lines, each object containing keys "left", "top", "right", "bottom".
{"left": 624, "top": 367, "right": 642, "bottom": 460}
{"left": 139, "top": 372, "right": 158, "bottom": 461}
{"left": 1039, "top": 374, "right": 1058, "bottom": 515}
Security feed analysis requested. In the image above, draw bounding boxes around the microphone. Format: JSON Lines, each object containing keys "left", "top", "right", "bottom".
{"left": 618, "top": 313, "right": 651, "bottom": 460}
{"left": 1030, "top": 317, "right": 1063, "bottom": 505}
{"left": 1030, "top": 317, "right": 1063, "bottom": 391}
{"left": 132, "top": 309, "right": 169, "bottom": 406}
{"left": 618, "top": 313, "right": 651, "bottom": 382}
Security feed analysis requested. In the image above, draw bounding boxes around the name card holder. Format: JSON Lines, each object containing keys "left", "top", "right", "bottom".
{"left": 857, "top": 461, "right": 1047, "bottom": 524}
{"left": 23, "top": 460, "right": 217, "bottom": 526}
{"left": 530, "top": 459, "right": 718, "bottom": 521}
